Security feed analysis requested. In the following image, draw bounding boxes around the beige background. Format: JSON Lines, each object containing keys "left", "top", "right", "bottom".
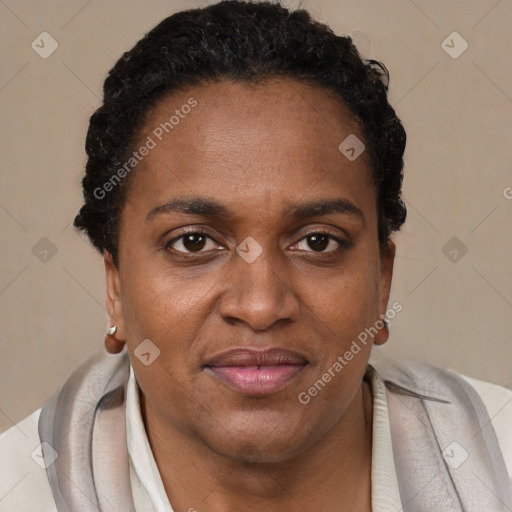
{"left": 1, "top": 0, "right": 511, "bottom": 434}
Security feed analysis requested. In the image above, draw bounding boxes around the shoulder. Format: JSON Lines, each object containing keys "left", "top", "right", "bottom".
{"left": 370, "top": 353, "right": 512, "bottom": 480}
{"left": 456, "top": 372, "right": 512, "bottom": 479}
{"left": 0, "top": 409, "right": 57, "bottom": 511}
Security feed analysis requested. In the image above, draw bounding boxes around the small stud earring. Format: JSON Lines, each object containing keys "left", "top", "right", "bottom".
{"left": 105, "top": 325, "right": 123, "bottom": 354}
{"left": 106, "top": 325, "right": 117, "bottom": 336}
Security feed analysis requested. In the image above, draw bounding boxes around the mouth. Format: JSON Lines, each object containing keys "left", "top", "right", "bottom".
{"left": 203, "top": 348, "right": 309, "bottom": 396}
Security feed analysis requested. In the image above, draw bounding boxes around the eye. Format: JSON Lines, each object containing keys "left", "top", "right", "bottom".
{"left": 292, "top": 231, "right": 349, "bottom": 253}
{"left": 164, "top": 229, "right": 350, "bottom": 256}
{"left": 165, "top": 231, "right": 222, "bottom": 254}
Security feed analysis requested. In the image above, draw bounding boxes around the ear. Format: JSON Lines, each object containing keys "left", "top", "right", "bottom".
{"left": 373, "top": 240, "right": 396, "bottom": 346}
{"left": 104, "top": 251, "right": 127, "bottom": 353}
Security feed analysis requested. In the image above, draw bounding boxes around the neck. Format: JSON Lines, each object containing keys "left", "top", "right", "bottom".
{"left": 141, "top": 380, "right": 373, "bottom": 512}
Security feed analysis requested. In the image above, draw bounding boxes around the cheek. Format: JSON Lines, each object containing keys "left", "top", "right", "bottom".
{"left": 121, "top": 269, "right": 201, "bottom": 419}
{"left": 301, "top": 251, "right": 381, "bottom": 394}
{"left": 314, "top": 254, "right": 380, "bottom": 330}
{"left": 119, "top": 258, "right": 211, "bottom": 339}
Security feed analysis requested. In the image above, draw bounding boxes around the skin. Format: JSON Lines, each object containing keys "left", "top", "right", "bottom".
{"left": 104, "top": 78, "right": 395, "bottom": 512}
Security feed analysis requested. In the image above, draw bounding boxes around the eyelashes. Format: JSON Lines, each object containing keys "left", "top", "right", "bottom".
{"left": 164, "top": 229, "right": 352, "bottom": 256}
{"left": 165, "top": 231, "right": 220, "bottom": 254}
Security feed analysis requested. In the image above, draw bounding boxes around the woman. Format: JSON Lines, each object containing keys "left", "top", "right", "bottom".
{"left": 1, "top": 1, "right": 511, "bottom": 510}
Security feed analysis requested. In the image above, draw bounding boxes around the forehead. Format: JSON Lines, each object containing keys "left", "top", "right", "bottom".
{"left": 125, "top": 79, "right": 374, "bottom": 217}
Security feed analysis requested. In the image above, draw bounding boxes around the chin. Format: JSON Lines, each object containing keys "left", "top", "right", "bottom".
{"left": 216, "top": 439, "right": 304, "bottom": 465}
{"left": 198, "top": 420, "right": 315, "bottom": 465}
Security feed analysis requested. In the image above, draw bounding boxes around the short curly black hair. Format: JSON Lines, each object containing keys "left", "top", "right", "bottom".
{"left": 73, "top": 0, "right": 406, "bottom": 267}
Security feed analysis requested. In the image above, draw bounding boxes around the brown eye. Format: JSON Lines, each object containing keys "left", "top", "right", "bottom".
{"left": 182, "top": 233, "right": 207, "bottom": 252}
{"left": 306, "top": 234, "right": 330, "bottom": 252}
{"left": 294, "top": 232, "right": 346, "bottom": 253}
{"left": 166, "top": 232, "right": 219, "bottom": 253}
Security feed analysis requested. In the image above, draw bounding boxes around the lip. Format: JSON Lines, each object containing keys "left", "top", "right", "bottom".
{"left": 203, "top": 348, "right": 308, "bottom": 396}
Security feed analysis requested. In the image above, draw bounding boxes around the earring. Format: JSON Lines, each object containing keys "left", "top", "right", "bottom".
{"left": 104, "top": 325, "right": 123, "bottom": 354}
{"left": 106, "top": 325, "right": 117, "bottom": 336}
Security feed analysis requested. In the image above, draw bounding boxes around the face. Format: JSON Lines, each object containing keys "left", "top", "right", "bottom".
{"left": 105, "top": 78, "right": 394, "bottom": 463}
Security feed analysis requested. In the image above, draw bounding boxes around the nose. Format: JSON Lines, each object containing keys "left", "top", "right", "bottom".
{"left": 218, "top": 246, "right": 300, "bottom": 332}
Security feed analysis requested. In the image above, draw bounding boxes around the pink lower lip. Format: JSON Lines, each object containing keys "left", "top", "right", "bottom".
{"left": 206, "top": 365, "right": 305, "bottom": 395}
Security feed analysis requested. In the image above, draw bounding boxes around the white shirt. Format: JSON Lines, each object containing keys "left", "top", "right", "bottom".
{"left": 1, "top": 361, "right": 511, "bottom": 511}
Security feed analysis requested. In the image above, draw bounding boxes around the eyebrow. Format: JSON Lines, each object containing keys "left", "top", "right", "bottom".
{"left": 146, "top": 196, "right": 366, "bottom": 225}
